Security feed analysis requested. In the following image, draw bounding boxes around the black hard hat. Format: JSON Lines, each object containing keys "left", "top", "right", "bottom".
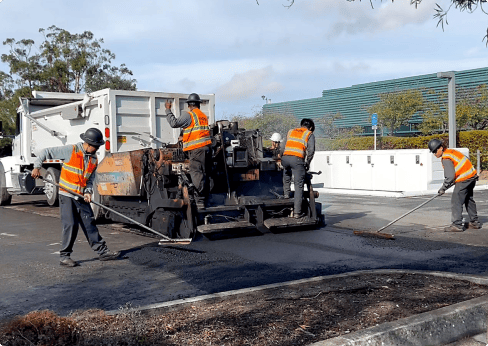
{"left": 185, "top": 93, "right": 202, "bottom": 104}
{"left": 428, "top": 139, "right": 443, "bottom": 153}
{"left": 80, "top": 128, "right": 105, "bottom": 147}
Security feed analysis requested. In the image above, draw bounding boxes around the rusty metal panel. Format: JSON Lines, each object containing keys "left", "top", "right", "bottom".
{"left": 232, "top": 169, "right": 259, "bottom": 182}
{"left": 96, "top": 150, "right": 144, "bottom": 196}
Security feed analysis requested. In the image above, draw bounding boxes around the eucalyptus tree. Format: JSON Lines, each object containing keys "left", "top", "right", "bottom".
{"left": 1, "top": 26, "right": 136, "bottom": 94}
{"left": 0, "top": 26, "right": 136, "bottom": 140}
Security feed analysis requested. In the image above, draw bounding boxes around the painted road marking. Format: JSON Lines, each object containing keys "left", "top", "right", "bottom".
{"left": 0, "top": 233, "right": 17, "bottom": 237}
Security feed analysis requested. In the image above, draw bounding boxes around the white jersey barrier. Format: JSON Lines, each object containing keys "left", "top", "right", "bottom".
{"left": 309, "top": 148, "right": 470, "bottom": 196}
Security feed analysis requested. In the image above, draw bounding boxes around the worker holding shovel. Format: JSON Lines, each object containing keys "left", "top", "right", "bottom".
{"left": 428, "top": 139, "right": 482, "bottom": 232}
{"left": 31, "top": 128, "right": 120, "bottom": 267}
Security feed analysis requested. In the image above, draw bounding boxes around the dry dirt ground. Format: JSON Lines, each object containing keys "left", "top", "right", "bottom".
{"left": 1, "top": 273, "right": 488, "bottom": 346}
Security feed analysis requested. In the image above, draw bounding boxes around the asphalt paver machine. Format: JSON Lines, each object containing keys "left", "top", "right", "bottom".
{"left": 96, "top": 119, "right": 325, "bottom": 241}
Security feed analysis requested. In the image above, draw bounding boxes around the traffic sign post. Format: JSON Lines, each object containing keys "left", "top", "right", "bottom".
{"left": 372, "top": 113, "right": 378, "bottom": 150}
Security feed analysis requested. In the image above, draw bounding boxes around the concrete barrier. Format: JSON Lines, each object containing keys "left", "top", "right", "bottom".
{"left": 310, "top": 148, "right": 470, "bottom": 194}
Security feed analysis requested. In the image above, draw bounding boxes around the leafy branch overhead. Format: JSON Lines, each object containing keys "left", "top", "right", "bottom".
{"left": 255, "top": 0, "right": 295, "bottom": 8}
{"left": 263, "top": 0, "right": 488, "bottom": 44}
{"left": 348, "top": 0, "right": 488, "bottom": 44}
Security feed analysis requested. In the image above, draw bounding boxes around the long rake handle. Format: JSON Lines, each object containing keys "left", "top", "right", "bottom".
{"left": 32, "top": 171, "right": 174, "bottom": 241}
{"left": 376, "top": 194, "right": 439, "bottom": 233}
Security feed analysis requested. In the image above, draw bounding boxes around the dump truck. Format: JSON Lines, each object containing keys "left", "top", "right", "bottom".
{"left": 0, "top": 89, "right": 323, "bottom": 240}
{"left": 0, "top": 89, "right": 215, "bottom": 206}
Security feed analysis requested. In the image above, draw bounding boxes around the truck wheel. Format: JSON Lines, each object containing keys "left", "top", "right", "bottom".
{"left": 45, "top": 167, "right": 60, "bottom": 206}
{"left": 0, "top": 162, "right": 12, "bottom": 206}
{"left": 90, "top": 186, "right": 105, "bottom": 221}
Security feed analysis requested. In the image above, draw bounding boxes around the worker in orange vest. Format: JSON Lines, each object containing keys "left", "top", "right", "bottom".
{"left": 280, "top": 119, "right": 316, "bottom": 219}
{"left": 31, "top": 128, "right": 120, "bottom": 267}
{"left": 428, "top": 139, "right": 481, "bottom": 232}
{"left": 165, "top": 93, "right": 212, "bottom": 209}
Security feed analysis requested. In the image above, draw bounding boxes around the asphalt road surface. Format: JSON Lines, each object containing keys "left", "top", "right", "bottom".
{"left": 2, "top": 190, "right": 488, "bottom": 321}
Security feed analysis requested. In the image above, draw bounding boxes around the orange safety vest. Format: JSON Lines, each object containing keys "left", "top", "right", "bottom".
{"left": 59, "top": 145, "right": 98, "bottom": 195}
{"left": 283, "top": 127, "right": 312, "bottom": 159}
{"left": 441, "top": 148, "right": 477, "bottom": 183}
{"left": 182, "top": 108, "right": 212, "bottom": 152}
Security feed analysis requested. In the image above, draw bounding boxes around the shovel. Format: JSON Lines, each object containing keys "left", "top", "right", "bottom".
{"left": 27, "top": 170, "right": 192, "bottom": 245}
{"left": 353, "top": 194, "right": 440, "bottom": 240}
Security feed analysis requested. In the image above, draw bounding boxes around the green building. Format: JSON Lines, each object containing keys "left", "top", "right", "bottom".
{"left": 262, "top": 66, "right": 488, "bottom": 137}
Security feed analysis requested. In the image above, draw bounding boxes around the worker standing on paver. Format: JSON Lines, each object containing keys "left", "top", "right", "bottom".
{"left": 165, "top": 93, "right": 212, "bottom": 209}
{"left": 428, "top": 139, "right": 482, "bottom": 232}
{"left": 31, "top": 128, "right": 120, "bottom": 267}
{"left": 280, "top": 119, "right": 315, "bottom": 219}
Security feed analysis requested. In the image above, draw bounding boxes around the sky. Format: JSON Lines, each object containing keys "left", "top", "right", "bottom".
{"left": 0, "top": 0, "right": 487, "bottom": 120}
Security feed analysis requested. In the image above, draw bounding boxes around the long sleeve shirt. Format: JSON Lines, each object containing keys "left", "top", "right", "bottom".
{"left": 166, "top": 108, "right": 192, "bottom": 129}
{"left": 280, "top": 131, "right": 316, "bottom": 166}
{"left": 441, "top": 159, "right": 455, "bottom": 191}
{"left": 34, "top": 142, "right": 97, "bottom": 197}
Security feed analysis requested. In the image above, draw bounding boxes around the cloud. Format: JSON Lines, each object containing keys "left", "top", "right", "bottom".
{"left": 300, "top": 0, "right": 435, "bottom": 38}
{"left": 179, "top": 78, "right": 196, "bottom": 92}
{"left": 135, "top": 58, "right": 270, "bottom": 93}
{"left": 0, "top": 0, "right": 487, "bottom": 120}
{"left": 216, "top": 66, "right": 283, "bottom": 102}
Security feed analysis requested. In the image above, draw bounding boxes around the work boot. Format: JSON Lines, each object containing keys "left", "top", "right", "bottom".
{"left": 467, "top": 221, "right": 482, "bottom": 229}
{"left": 99, "top": 250, "right": 121, "bottom": 261}
{"left": 293, "top": 212, "right": 309, "bottom": 222}
{"left": 60, "top": 257, "right": 79, "bottom": 267}
{"left": 444, "top": 224, "right": 465, "bottom": 232}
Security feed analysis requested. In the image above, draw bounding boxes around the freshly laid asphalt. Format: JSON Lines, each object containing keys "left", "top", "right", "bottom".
{"left": 2, "top": 187, "right": 488, "bottom": 344}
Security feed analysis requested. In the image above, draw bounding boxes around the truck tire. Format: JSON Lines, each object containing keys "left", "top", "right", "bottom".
{"left": 44, "top": 167, "right": 60, "bottom": 206}
{"left": 0, "top": 162, "right": 12, "bottom": 206}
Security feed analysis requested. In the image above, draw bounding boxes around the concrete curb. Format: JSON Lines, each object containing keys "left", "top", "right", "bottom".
{"left": 310, "top": 295, "right": 488, "bottom": 346}
{"left": 106, "top": 269, "right": 488, "bottom": 346}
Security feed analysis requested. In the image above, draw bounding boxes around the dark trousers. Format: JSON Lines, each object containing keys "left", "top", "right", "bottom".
{"left": 451, "top": 178, "right": 478, "bottom": 227}
{"left": 188, "top": 146, "right": 210, "bottom": 198}
{"left": 59, "top": 195, "right": 107, "bottom": 258}
{"left": 282, "top": 155, "right": 306, "bottom": 215}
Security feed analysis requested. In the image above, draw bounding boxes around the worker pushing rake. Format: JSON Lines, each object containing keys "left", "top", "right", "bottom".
{"left": 28, "top": 128, "right": 191, "bottom": 267}
{"left": 355, "top": 138, "right": 482, "bottom": 240}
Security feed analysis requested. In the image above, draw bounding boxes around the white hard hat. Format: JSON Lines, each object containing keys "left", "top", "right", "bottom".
{"left": 270, "top": 133, "right": 282, "bottom": 142}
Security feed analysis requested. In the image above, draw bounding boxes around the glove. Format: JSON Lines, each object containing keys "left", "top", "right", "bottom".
{"left": 438, "top": 188, "right": 445, "bottom": 196}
